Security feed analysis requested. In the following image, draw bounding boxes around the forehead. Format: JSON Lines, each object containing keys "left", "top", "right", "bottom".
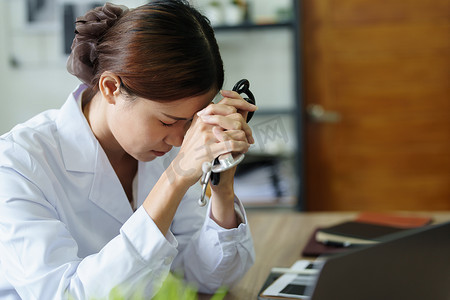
{"left": 143, "top": 90, "right": 217, "bottom": 117}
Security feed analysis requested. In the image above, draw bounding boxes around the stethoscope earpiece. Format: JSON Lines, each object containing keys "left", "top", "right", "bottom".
{"left": 232, "top": 79, "right": 255, "bottom": 122}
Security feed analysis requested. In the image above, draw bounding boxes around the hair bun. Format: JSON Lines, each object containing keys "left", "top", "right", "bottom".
{"left": 67, "top": 2, "right": 129, "bottom": 84}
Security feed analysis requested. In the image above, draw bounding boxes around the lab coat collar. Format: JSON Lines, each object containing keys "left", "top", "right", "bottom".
{"left": 56, "top": 84, "right": 97, "bottom": 173}
{"left": 56, "top": 84, "right": 133, "bottom": 223}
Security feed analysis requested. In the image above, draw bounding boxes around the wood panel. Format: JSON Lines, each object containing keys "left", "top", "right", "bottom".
{"left": 302, "top": 0, "right": 450, "bottom": 211}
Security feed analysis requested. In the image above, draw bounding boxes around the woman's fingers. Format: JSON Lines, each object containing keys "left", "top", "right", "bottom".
{"left": 197, "top": 103, "right": 237, "bottom": 117}
{"left": 188, "top": 89, "right": 256, "bottom": 167}
{"left": 198, "top": 114, "right": 241, "bottom": 130}
{"left": 220, "top": 89, "right": 257, "bottom": 110}
{"left": 212, "top": 126, "right": 247, "bottom": 143}
{"left": 186, "top": 117, "right": 250, "bottom": 157}
{"left": 200, "top": 113, "right": 254, "bottom": 144}
{"left": 219, "top": 98, "right": 257, "bottom": 113}
{"left": 207, "top": 135, "right": 250, "bottom": 156}
{"left": 197, "top": 92, "right": 257, "bottom": 117}
{"left": 173, "top": 113, "right": 252, "bottom": 185}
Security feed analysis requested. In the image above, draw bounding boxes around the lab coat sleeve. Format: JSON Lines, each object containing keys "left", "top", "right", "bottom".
{"left": 170, "top": 190, "right": 255, "bottom": 294}
{"left": 0, "top": 165, "right": 178, "bottom": 300}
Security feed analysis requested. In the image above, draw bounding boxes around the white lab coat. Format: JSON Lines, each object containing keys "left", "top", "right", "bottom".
{"left": 0, "top": 85, "right": 255, "bottom": 300}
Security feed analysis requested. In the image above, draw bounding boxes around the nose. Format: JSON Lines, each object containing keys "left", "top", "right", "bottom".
{"left": 164, "top": 126, "right": 185, "bottom": 147}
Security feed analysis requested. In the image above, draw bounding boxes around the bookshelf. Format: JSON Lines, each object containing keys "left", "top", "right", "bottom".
{"left": 210, "top": 0, "right": 303, "bottom": 209}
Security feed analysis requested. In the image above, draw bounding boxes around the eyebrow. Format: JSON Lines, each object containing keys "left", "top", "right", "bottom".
{"left": 162, "top": 113, "right": 192, "bottom": 121}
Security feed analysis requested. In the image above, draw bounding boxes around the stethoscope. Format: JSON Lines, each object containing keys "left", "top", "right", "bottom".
{"left": 198, "top": 79, "right": 256, "bottom": 206}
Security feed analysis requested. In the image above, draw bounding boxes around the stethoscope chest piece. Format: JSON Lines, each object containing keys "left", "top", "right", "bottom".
{"left": 197, "top": 153, "right": 245, "bottom": 207}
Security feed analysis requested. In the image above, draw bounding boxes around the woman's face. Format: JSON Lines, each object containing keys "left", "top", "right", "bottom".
{"left": 106, "top": 91, "right": 216, "bottom": 162}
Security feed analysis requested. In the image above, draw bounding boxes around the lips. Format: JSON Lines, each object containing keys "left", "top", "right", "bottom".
{"left": 153, "top": 151, "right": 167, "bottom": 157}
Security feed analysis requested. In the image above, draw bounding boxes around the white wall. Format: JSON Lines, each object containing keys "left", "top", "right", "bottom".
{"left": 0, "top": 0, "right": 296, "bottom": 155}
{"left": 0, "top": 1, "right": 74, "bottom": 133}
{"left": 0, "top": 0, "right": 148, "bottom": 134}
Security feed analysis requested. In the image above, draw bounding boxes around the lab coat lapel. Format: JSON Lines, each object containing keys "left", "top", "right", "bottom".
{"left": 89, "top": 145, "right": 134, "bottom": 224}
{"left": 57, "top": 85, "right": 133, "bottom": 224}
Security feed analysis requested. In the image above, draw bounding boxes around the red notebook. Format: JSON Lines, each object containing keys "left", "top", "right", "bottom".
{"left": 356, "top": 212, "right": 432, "bottom": 228}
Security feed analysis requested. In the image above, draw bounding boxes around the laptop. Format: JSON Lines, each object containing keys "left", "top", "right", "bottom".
{"left": 309, "top": 221, "right": 450, "bottom": 300}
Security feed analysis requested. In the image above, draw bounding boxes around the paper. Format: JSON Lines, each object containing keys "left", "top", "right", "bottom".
{"left": 261, "top": 260, "right": 318, "bottom": 299}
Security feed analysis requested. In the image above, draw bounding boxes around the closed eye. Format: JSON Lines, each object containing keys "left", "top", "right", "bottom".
{"left": 160, "top": 121, "right": 175, "bottom": 127}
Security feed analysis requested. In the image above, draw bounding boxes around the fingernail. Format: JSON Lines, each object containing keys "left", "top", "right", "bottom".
{"left": 197, "top": 108, "right": 207, "bottom": 116}
{"left": 200, "top": 115, "right": 212, "bottom": 121}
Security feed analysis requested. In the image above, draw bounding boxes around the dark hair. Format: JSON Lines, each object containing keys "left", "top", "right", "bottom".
{"left": 67, "top": 0, "right": 224, "bottom": 101}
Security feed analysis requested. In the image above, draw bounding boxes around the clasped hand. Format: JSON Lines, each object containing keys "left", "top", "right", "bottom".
{"left": 171, "top": 89, "right": 257, "bottom": 188}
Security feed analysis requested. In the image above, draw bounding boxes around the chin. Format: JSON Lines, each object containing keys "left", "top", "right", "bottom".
{"left": 143, "top": 156, "right": 159, "bottom": 162}
{"left": 142, "top": 157, "right": 157, "bottom": 162}
{"left": 133, "top": 153, "right": 157, "bottom": 162}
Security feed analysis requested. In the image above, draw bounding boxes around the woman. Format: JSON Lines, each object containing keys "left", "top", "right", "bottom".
{"left": 0, "top": 1, "right": 256, "bottom": 299}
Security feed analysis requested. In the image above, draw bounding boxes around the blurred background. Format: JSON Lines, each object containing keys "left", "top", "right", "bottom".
{"left": 0, "top": 0, "right": 448, "bottom": 211}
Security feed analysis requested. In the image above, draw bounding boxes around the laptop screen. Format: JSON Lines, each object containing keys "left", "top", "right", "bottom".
{"left": 310, "top": 222, "right": 450, "bottom": 300}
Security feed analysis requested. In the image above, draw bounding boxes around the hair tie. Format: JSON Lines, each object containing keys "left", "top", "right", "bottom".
{"left": 66, "top": 2, "right": 129, "bottom": 84}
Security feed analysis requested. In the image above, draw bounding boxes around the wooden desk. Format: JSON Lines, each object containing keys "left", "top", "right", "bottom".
{"left": 221, "top": 209, "right": 450, "bottom": 300}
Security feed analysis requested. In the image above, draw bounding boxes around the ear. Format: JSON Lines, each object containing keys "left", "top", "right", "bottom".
{"left": 98, "top": 71, "right": 122, "bottom": 105}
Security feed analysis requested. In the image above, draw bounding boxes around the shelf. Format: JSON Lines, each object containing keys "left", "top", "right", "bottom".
{"left": 210, "top": 0, "right": 303, "bottom": 210}
{"left": 253, "top": 108, "right": 296, "bottom": 116}
{"left": 213, "top": 21, "right": 294, "bottom": 32}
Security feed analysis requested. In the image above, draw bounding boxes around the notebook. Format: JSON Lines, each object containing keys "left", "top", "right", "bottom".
{"left": 309, "top": 222, "right": 450, "bottom": 300}
{"left": 301, "top": 228, "right": 351, "bottom": 257}
{"left": 302, "top": 212, "right": 432, "bottom": 257}
{"left": 315, "top": 221, "right": 409, "bottom": 245}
